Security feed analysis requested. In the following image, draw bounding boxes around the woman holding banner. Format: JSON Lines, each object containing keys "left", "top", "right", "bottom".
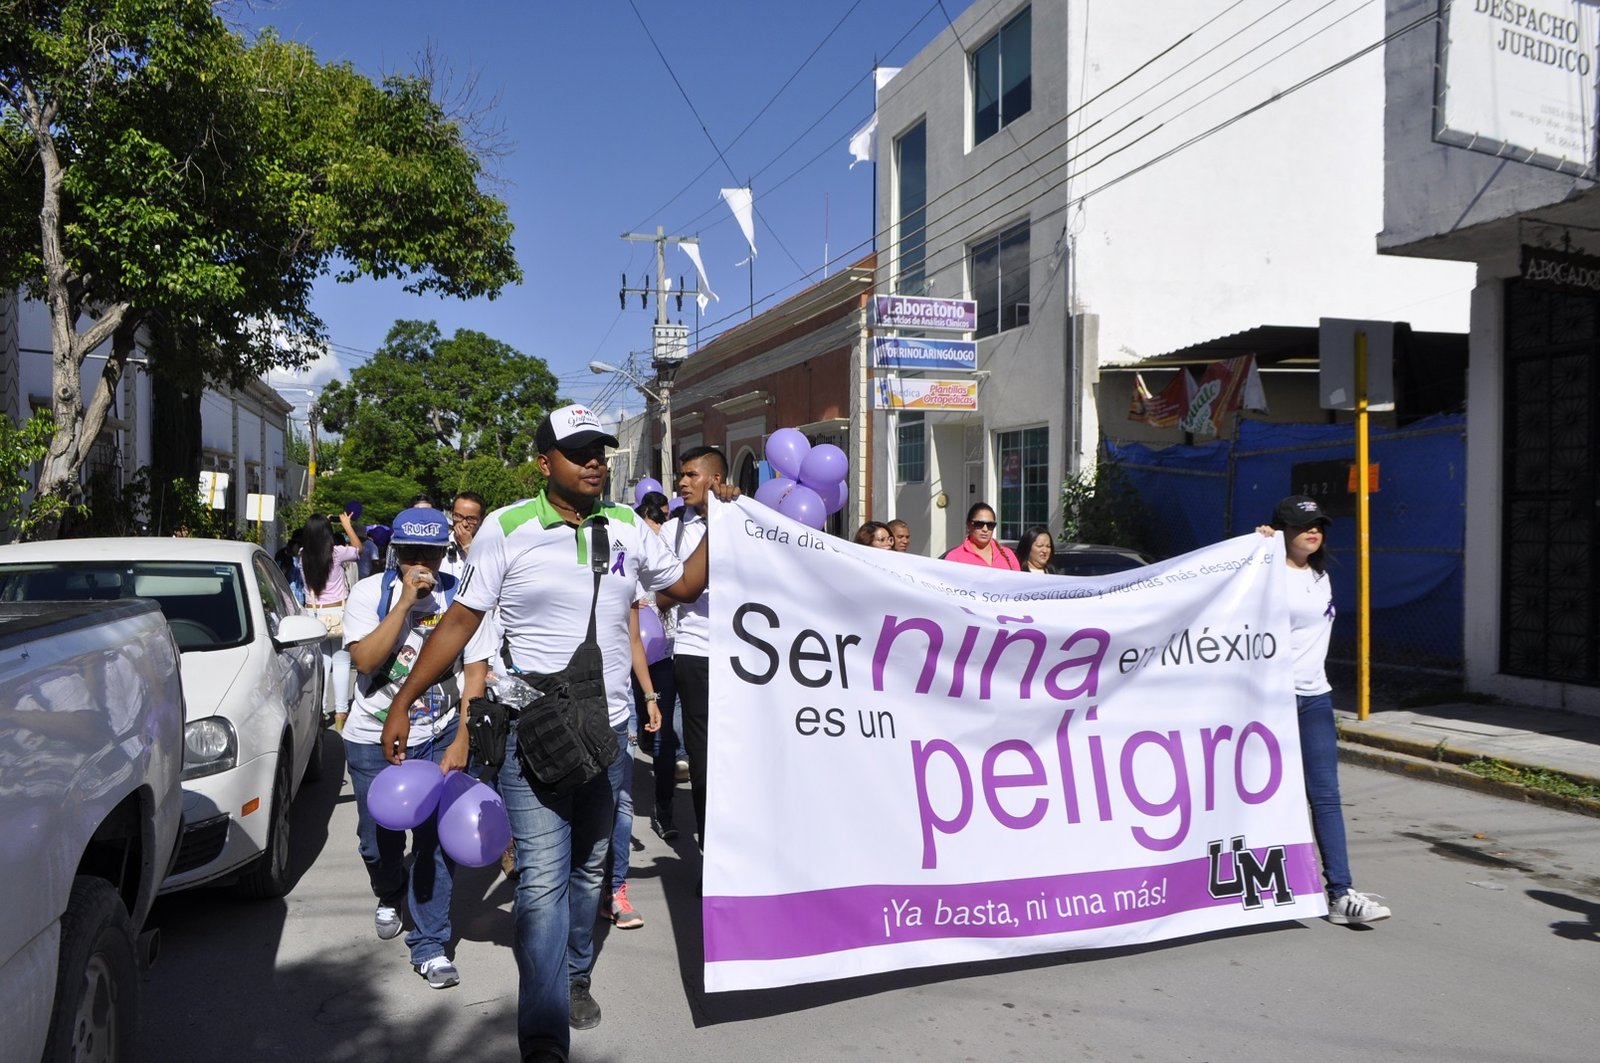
{"left": 943, "top": 503, "right": 1020, "bottom": 570}
{"left": 1259, "top": 495, "right": 1392, "bottom": 926}
{"left": 1016, "top": 526, "right": 1056, "bottom": 574}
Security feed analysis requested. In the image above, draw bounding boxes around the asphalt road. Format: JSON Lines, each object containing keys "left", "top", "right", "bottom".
{"left": 138, "top": 734, "right": 1600, "bottom": 1063}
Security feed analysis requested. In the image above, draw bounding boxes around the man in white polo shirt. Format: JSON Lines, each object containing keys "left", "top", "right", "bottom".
{"left": 656, "top": 445, "right": 725, "bottom": 850}
{"left": 381, "top": 404, "right": 728, "bottom": 1063}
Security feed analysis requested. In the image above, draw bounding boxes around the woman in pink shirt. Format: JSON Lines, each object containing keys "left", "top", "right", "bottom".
{"left": 942, "top": 503, "right": 1020, "bottom": 570}
{"left": 302, "top": 511, "right": 362, "bottom": 718}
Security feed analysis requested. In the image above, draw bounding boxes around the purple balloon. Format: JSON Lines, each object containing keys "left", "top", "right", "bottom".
{"left": 438, "top": 768, "right": 477, "bottom": 818}
{"left": 798, "top": 444, "right": 848, "bottom": 490}
{"left": 753, "top": 476, "right": 797, "bottom": 510}
{"left": 638, "top": 605, "right": 668, "bottom": 664}
{"left": 777, "top": 484, "right": 827, "bottom": 530}
{"left": 634, "top": 478, "right": 664, "bottom": 505}
{"left": 667, "top": 495, "right": 684, "bottom": 514}
{"left": 438, "top": 779, "right": 513, "bottom": 867}
{"left": 368, "top": 759, "right": 445, "bottom": 831}
{"left": 764, "top": 428, "right": 811, "bottom": 481}
{"left": 814, "top": 478, "right": 849, "bottom": 516}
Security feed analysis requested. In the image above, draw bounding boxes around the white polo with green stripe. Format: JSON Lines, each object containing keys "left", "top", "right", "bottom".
{"left": 457, "top": 492, "right": 683, "bottom": 726}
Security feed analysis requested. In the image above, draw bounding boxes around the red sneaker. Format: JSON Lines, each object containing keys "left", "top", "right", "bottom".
{"left": 611, "top": 883, "right": 644, "bottom": 929}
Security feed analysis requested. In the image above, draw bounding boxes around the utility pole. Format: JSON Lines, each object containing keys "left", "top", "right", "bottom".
{"left": 619, "top": 227, "right": 702, "bottom": 481}
{"left": 307, "top": 401, "right": 319, "bottom": 507}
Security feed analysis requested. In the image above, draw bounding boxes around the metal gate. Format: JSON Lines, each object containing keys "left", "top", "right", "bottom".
{"left": 1502, "top": 280, "right": 1598, "bottom": 685}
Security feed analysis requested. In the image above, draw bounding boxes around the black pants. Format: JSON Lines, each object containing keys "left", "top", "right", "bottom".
{"left": 631, "top": 656, "right": 680, "bottom": 822}
{"left": 674, "top": 653, "right": 710, "bottom": 844}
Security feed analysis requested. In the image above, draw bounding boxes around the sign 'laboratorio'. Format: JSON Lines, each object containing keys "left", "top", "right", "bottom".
{"left": 702, "top": 498, "right": 1324, "bottom": 992}
{"left": 874, "top": 294, "right": 978, "bottom": 332}
{"left": 1436, "top": 0, "right": 1600, "bottom": 177}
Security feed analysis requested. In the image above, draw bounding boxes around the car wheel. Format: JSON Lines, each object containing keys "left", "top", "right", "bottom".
{"left": 235, "top": 751, "right": 293, "bottom": 899}
{"left": 42, "top": 877, "right": 138, "bottom": 1063}
{"left": 303, "top": 720, "right": 325, "bottom": 785}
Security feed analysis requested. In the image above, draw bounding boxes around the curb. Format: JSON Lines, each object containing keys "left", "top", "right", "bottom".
{"left": 1337, "top": 739, "right": 1600, "bottom": 819}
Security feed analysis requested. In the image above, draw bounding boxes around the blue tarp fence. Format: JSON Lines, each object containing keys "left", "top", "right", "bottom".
{"left": 1108, "top": 413, "right": 1466, "bottom": 673}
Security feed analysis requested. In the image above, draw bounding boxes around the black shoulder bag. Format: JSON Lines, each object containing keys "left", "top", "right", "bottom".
{"left": 511, "top": 516, "right": 619, "bottom": 797}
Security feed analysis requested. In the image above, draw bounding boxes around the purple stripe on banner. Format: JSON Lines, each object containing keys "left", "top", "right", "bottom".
{"left": 704, "top": 843, "right": 1322, "bottom": 963}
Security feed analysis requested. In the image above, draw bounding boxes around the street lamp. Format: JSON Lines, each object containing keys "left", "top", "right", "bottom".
{"left": 590, "top": 359, "right": 673, "bottom": 485}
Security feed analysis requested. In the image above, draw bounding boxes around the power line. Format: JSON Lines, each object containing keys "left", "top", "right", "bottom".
{"left": 628, "top": 0, "right": 871, "bottom": 232}
{"left": 664, "top": 0, "right": 1332, "bottom": 329}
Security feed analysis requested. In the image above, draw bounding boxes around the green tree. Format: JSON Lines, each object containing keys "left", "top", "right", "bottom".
{"left": 0, "top": 1, "right": 521, "bottom": 534}
{"left": 319, "top": 320, "right": 559, "bottom": 498}
{"left": 304, "top": 468, "right": 423, "bottom": 530}
{"left": 1060, "top": 456, "right": 1157, "bottom": 556}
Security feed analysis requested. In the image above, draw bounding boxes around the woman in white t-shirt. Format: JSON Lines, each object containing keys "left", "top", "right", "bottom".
{"left": 341, "top": 507, "right": 498, "bottom": 990}
{"left": 1259, "top": 495, "right": 1392, "bottom": 927}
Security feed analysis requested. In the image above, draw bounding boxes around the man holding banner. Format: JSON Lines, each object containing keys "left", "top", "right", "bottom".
{"left": 658, "top": 446, "right": 729, "bottom": 851}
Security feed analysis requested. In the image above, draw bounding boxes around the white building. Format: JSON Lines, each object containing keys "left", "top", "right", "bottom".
{"left": 1379, "top": 0, "right": 1600, "bottom": 714}
{"left": 872, "top": 0, "right": 1474, "bottom": 555}
{"left": 1, "top": 292, "right": 295, "bottom": 546}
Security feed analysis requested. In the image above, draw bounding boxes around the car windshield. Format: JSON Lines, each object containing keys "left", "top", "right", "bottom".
{"left": 0, "top": 561, "right": 250, "bottom": 651}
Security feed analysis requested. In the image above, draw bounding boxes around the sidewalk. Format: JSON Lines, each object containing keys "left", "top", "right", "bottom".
{"left": 1336, "top": 698, "right": 1600, "bottom": 817}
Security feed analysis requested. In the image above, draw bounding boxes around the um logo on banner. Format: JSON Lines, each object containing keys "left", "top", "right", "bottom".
{"left": 1207, "top": 836, "right": 1295, "bottom": 910}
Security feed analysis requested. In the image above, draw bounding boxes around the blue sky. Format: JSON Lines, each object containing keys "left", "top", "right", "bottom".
{"left": 247, "top": 0, "right": 975, "bottom": 423}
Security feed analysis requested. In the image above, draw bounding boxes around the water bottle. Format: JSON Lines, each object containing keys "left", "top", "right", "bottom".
{"left": 490, "top": 671, "right": 540, "bottom": 709}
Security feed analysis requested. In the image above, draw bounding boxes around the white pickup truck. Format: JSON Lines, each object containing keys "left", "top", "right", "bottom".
{"left": 0, "top": 599, "right": 184, "bottom": 1063}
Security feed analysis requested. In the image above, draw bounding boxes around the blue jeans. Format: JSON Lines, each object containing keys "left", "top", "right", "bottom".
{"left": 500, "top": 726, "right": 615, "bottom": 1059}
{"left": 345, "top": 720, "right": 459, "bottom": 965}
{"left": 607, "top": 721, "right": 635, "bottom": 894}
{"left": 1297, "top": 692, "right": 1352, "bottom": 898}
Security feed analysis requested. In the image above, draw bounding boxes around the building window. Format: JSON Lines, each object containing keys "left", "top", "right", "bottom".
{"left": 970, "top": 221, "right": 1029, "bottom": 339}
{"left": 996, "top": 426, "right": 1049, "bottom": 542}
{"left": 973, "top": 6, "right": 1032, "bottom": 146}
{"left": 895, "top": 121, "right": 928, "bottom": 295}
{"left": 897, "top": 412, "right": 926, "bottom": 483}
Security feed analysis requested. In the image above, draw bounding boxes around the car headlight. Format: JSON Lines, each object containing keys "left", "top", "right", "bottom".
{"left": 182, "top": 717, "right": 238, "bottom": 780}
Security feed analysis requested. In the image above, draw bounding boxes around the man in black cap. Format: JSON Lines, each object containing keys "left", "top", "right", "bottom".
{"left": 382, "top": 403, "right": 733, "bottom": 1063}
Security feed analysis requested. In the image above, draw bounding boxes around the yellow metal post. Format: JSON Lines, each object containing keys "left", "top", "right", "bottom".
{"left": 1355, "top": 331, "right": 1371, "bottom": 721}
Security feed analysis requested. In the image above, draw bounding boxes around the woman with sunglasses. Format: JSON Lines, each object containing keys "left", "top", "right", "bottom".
{"left": 942, "top": 502, "right": 1020, "bottom": 570}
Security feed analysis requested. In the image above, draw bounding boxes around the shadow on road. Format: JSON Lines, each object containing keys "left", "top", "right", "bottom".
{"left": 137, "top": 732, "right": 522, "bottom": 1061}
{"left": 1527, "top": 888, "right": 1600, "bottom": 942}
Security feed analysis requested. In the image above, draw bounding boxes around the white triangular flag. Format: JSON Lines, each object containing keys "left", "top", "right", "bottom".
{"left": 1243, "top": 354, "right": 1269, "bottom": 413}
{"left": 848, "top": 114, "right": 878, "bottom": 169}
{"left": 680, "top": 243, "right": 718, "bottom": 312}
{"left": 719, "top": 187, "right": 757, "bottom": 265}
{"left": 874, "top": 66, "right": 902, "bottom": 93}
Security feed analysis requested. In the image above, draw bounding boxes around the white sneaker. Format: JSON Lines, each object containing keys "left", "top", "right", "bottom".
{"left": 1327, "top": 890, "right": 1391, "bottom": 925}
{"left": 416, "top": 955, "right": 459, "bottom": 989}
{"left": 374, "top": 904, "right": 403, "bottom": 940}
{"left": 676, "top": 758, "right": 690, "bottom": 783}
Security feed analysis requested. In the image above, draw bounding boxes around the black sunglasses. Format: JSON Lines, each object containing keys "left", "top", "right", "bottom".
{"left": 395, "top": 545, "right": 447, "bottom": 561}
{"left": 968, "top": 520, "right": 997, "bottom": 530}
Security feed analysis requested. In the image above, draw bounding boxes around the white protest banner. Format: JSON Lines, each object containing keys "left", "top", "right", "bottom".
{"left": 704, "top": 499, "right": 1323, "bottom": 992}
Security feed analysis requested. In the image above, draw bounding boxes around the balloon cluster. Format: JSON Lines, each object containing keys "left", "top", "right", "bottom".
{"left": 753, "top": 428, "right": 848, "bottom": 530}
{"left": 367, "top": 759, "right": 512, "bottom": 867}
{"left": 633, "top": 477, "right": 683, "bottom": 514}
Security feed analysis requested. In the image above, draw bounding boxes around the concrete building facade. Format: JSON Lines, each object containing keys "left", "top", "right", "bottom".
{"left": 872, "top": 0, "right": 1473, "bottom": 555}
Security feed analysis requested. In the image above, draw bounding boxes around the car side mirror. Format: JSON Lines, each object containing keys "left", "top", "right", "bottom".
{"left": 274, "top": 614, "right": 327, "bottom": 648}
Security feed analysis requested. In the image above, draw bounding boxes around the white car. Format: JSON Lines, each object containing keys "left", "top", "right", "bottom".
{"left": 0, "top": 538, "right": 327, "bottom": 898}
